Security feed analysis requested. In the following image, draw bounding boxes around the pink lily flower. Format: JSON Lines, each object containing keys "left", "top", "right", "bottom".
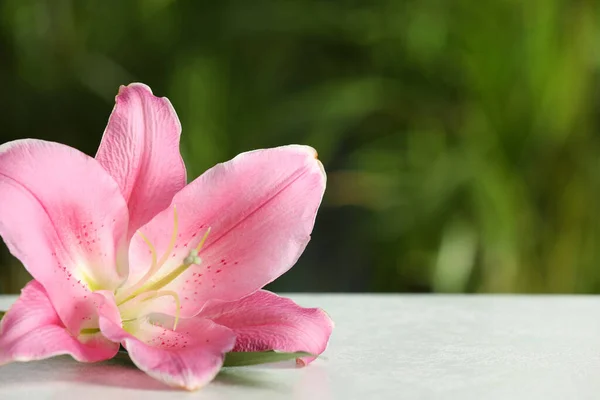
{"left": 0, "top": 83, "right": 333, "bottom": 390}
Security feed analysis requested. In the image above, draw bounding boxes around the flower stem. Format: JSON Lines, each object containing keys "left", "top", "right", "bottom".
{"left": 0, "top": 311, "right": 4, "bottom": 320}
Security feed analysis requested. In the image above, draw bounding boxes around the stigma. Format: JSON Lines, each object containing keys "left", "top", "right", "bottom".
{"left": 183, "top": 249, "right": 202, "bottom": 266}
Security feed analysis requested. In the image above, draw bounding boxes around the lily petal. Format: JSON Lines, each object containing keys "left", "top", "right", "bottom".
{"left": 0, "top": 139, "right": 129, "bottom": 333}
{"left": 98, "top": 309, "right": 235, "bottom": 390}
{"left": 126, "top": 145, "right": 326, "bottom": 317}
{"left": 0, "top": 281, "right": 119, "bottom": 365}
{"left": 201, "top": 290, "right": 333, "bottom": 365}
{"left": 96, "top": 83, "right": 186, "bottom": 236}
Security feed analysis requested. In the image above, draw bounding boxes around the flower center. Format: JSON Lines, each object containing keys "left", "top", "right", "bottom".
{"left": 114, "top": 206, "right": 210, "bottom": 331}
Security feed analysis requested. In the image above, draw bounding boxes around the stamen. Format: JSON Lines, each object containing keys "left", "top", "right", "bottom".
{"left": 142, "top": 226, "right": 211, "bottom": 292}
{"left": 149, "top": 290, "right": 181, "bottom": 330}
{"left": 156, "top": 206, "right": 179, "bottom": 270}
{"left": 119, "top": 290, "right": 181, "bottom": 331}
{"left": 196, "top": 227, "right": 211, "bottom": 252}
{"left": 138, "top": 231, "right": 158, "bottom": 273}
{"left": 115, "top": 207, "right": 178, "bottom": 304}
{"left": 143, "top": 262, "right": 191, "bottom": 293}
{"left": 116, "top": 219, "right": 210, "bottom": 309}
{"left": 183, "top": 249, "right": 202, "bottom": 266}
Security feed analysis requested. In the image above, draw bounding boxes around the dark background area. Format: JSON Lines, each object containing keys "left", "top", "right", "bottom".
{"left": 2, "top": 0, "right": 600, "bottom": 294}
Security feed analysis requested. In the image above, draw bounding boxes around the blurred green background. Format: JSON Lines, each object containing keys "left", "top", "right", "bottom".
{"left": 1, "top": 0, "right": 600, "bottom": 294}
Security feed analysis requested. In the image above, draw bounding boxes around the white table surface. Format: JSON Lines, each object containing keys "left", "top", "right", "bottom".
{"left": 2, "top": 294, "right": 600, "bottom": 399}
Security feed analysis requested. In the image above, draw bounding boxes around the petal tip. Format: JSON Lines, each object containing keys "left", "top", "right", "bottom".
{"left": 125, "top": 82, "right": 153, "bottom": 94}
{"left": 292, "top": 145, "right": 326, "bottom": 184}
{"left": 301, "top": 145, "right": 318, "bottom": 159}
{"left": 318, "top": 308, "right": 335, "bottom": 328}
{"left": 296, "top": 358, "right": 308, "bottom": 367}
{"left": 315, "top": 159, "right": 327, "bottom": 182}
{"left": 116, "top": 83, "right": 156, "bottom": 102}
{"left": 181, "top": 382, "right": 207, "bottom": 391}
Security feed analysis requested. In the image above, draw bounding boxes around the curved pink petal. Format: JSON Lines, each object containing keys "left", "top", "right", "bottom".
{"left": 201, "top": 290, "right": 333, "bottom": 365}
{"left": 98, "top": 307, "right": 235, "bottom": 390}
{"left": 0, "top": 139, "right": 129, "bottom": 333}
{"left": 0, "top": 281, "right": 119, "bottom": 365}
{"left": 124, "top": 145, "right": 326, "bottom": 317}
{"left": 96, "top": 83, "right": 186, "bottom": 236}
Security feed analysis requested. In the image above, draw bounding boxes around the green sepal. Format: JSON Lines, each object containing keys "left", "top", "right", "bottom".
{"left": 116, "top": 348, "right": 313, "bottom": 367}
{"left": 223, "top": 350, "right": 313, "bottom": 367}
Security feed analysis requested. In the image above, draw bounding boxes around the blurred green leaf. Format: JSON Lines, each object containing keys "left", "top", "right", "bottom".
{"left": 114, "top": 349, "right": 313, "bottom": 368}
{"left": 223, "top": 351, "right": 313, "bottom": 367}
{"left": 1, "top": 0, "right": 600, "bottom": 294}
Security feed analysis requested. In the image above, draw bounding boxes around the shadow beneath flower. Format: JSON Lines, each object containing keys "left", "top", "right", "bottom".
{"left": 0, "top": 356, "right": 331, "bottom": 395}
{"left": 213, "top": 363, "right": 332, "bottom": 398}
{"left": 73, "top": 357, "right": 173, "bottom": 391}
{"left": 214, "top": 369, "right": 290, "bottom": 392}
{"left": 0, "top": 356, "right": 172, "bottom": 391}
